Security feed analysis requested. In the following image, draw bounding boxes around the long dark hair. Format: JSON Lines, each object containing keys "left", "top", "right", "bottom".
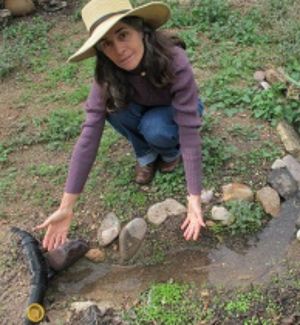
{"left": 94, "top": 16, "right": 185, "bottom": 112}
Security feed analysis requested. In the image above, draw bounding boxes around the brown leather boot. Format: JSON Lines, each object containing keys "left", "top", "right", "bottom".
{"left": 159, "top": 156, "right": 181, "bottom": 173}
{"left": 135, "top": 162, "right": 156, "bottom": 184}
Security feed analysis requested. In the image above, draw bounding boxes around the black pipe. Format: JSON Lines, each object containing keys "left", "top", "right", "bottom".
{"left": 11, "top": 227, "right": 48, "bottom": 324}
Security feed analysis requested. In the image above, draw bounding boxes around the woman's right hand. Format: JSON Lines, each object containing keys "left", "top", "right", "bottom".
{"left": 34, "top": 208, "right": 74, "bottom": 251}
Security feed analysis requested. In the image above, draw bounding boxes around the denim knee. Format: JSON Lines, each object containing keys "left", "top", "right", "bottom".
{"left": 138, "top": 116, "right": 179, "bottom": 148}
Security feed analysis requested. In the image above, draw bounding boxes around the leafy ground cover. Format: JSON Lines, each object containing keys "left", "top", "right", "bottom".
{"left": 0, "top": 0, "right": 300, "bottom": 324}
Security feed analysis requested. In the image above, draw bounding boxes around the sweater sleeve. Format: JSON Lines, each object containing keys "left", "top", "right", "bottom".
{"left": 65, "top": 80, "right": 106, "bottom": 194}
{"left": 170, "top": 47, "right": 203, "bottom": 195}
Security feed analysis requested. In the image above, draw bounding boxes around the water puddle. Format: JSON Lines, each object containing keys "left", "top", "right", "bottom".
{"left": 56, "top": 195, "right": 300, "bottom": 306}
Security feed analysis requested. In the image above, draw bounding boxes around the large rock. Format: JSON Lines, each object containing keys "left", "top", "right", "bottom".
{"left": 146, "top": 198, "right": 186, "bottom": 225}
{"left": 222, "top": 183, "right": 254, "bottom": 202}
{"left": 97, "top": 212, "right": 121, "bottom": 247}
{"left": 46, "top": 239, "right": 89, "bottom": 272}
{"left": 256, "top": 186, "right": 281, "bottom": 217}
{"left": 267, "top": 167, "right": 298, "bottom": 199}
{"left": 4, "top": 0, "right": 35, "bottom": 16}
{"left": 211, "top": 206, "right": 235, "bottom": 226}
{"left": 282, "top": 154, "right": 300, "bottom": 187}
{"left": 265, "top": 68, "right": 286, "bottom": 85}
{"left": 119, "top": 218, "right": 147, "bottom": 262}
{"left": 276, "top": 120, "right": 300, "bottom": 160}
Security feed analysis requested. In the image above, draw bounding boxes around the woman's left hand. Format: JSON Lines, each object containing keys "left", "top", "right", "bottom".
{"left": 181, "top": 194, "right": 205, "bottom": 241}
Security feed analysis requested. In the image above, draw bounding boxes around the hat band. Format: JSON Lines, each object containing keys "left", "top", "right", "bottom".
{"left": 89, "top": 9, "right": 130, "bottom": 35}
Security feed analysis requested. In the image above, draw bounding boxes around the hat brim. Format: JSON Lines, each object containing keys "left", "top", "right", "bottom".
{"left": 68, "top": 2, "right": 170, "bottom": 63}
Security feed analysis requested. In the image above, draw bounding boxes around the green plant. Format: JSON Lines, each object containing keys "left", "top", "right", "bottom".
{"left": 126, "top": 282, "right": 201, "bottom": 324}
{"left": 36, "top": 108, "right": 84, "bottom": 149}
{"left": 0, "top": 17, "right": 51, "bottom": 78}
{"left": 0, "top": 143, "right": 12, "bottom": 164}
{"left": 225, "top": 201, "right": 267, "bottom": 235}
{"left": 202, "top": 136, "right": 236, "bottom": 184}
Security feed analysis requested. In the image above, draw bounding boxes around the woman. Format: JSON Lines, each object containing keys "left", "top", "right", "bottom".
{"left": 34, "top": 0, "right": 205, "bottom": 251}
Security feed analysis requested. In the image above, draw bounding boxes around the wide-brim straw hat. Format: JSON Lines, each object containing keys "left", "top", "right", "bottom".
{"left": 68, "top": 0, "right": 170, "bottom": 63}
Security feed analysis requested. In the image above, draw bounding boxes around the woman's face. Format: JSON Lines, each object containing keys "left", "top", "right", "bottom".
{"left": 97, "top": 21, "right": 144, "bottom": 71}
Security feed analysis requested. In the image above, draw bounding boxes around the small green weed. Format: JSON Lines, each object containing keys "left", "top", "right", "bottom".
{"left": 0, "top": 169, "right": 17, "bottom": 204}
{"left": 225, "top": 201, "right": 267, "bottom": 235}
{"left": 0, "top": 17, "right": 51, "bottom": 78}
{"left": 65, "top": 84, "right": 90, "bottom": 105}
{"left": 28, "top": 164, "right": 67, "bottom": 186}
{"left": 0, "top": 143, "right": 12, "bottom": 164}
{"left": 46, "top": 64, "right": 79, "bottom": 86}
{"left": 125, "top": 282, "right": 201, "bottom": 324}
{"left": 36, "top": 108, "right": 84, "bottom": 150}
{"left": 202, "top": 136, "right": 236, "bottom": 186}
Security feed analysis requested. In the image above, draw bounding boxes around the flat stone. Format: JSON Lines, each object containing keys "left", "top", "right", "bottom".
{"left": 267, "top": 167, "right": 298, "bottom": 199}
{"left": 211, "top": 206, "right": 235, "bottom": 225}
{"left": 146, "top": 198, "right": 186, "bottom": 225}
{"left": 282, "top": 154, "right": 300, "bottom": 187}
{"left": 222, "top": 183, "right": 254, "bottom": 202}
{"left": 276, "top": 120, "right": 300, "bottom": 160}
{"left": 256, "top": 186, "right": 281, "bottom": 217}
{"left": 119, "top": 218, "right": 147, "bottom": 262}
{"left": 97, "top": 212, "right": 121, "bottom": 247}
{"left": 85, "top": 248, "right": 105, "bottom": 263}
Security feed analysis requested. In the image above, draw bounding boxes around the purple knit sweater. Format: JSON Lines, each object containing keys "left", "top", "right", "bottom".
{"left": 65, "top": 46, "right": 202, "bottom": 195}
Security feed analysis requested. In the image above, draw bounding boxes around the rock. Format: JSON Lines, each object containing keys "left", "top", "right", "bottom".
{"left": 201, "top": 189, "right": 214, "bottom": 204}
{"left": 67, "top": 304, "right": 122, "bottom": 325}
{"left": 265, "top": 68, "right": 286, "bottom": 85}
{"left": 297, "top": 229, "right": 300, "bottom": 241}
{"left": 260, "top": 81, "right": 271, "bottom": 90}
{"left": 211, "top": 206, "right": 235, "bottom": 226}
{"left": 4, "top": 0, "right": 35, "bottom": 16}
{"left": 179, "top": 0, "right": 191, "bottom": 5}
{"left": 70, "top": 301, "right": 99, "bottom": 313}
{"left": 253, "top": 70, "right": 266, "bottom": 82}
{"left": 256, "top": 186, "right": 281, "bottom": 217}
{"left": 85, "top": 248, "right": 105, "bottom": 263}
{"left": 119, "top": 218, "right": 147, "bottom": 262}
{"left": 267, "top": 167, "right": 298, "bottom": 199}
{"left": 276, "top": 120, "right": 300, "bottom": 160}
{"left": 42, "top": 0, "right": 67, "bottom": 12}
{"left": 0, "top": 9, "right": 11, "bottom": 27}
{"left": 282, "top": 154, "right": 300, "bottom": 187}
{"left": 205, "top": 220, "right": 216, "bottom": 227}
{"left": 46, "top": 239, "right": 89, "bottom": 272}
{"left": 146, "top": 198, "right": 186, "bottom": 225}
{"left": 286, "top": 84, "right": 300, "bottom": 100}
{"left": 222, "top": 183, "right": 254, "bottom": 202}
{"left": 296, "top": 214, "right": 300, "bottom": 229}
{"left": 97, "top": 212, "right": 121, "bottom": 247}
{"left": 271, "top": 158, "right": 286, "bottom": 170}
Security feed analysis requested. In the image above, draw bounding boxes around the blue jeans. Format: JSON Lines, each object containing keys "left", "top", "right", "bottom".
{"left": 107, "top": 100, "right": 204, "bottom": 166}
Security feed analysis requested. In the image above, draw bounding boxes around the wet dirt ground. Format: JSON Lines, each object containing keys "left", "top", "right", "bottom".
{"left": 44, "top": 193, "right": 300, "bottom": 322}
